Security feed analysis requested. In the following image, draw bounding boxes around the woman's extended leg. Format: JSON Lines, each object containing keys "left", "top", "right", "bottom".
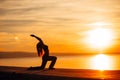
{"left": 40, "top": 58, "right": 47, "bottom": 69}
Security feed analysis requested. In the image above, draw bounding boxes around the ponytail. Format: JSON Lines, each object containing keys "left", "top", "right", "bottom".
{"left": 38, "top": 49, "right": 43, "bottom": 57}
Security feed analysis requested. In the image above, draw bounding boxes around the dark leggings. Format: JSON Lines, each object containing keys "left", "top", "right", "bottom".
{"left": 40, "top": 56, "right": 57, "bottom": 69}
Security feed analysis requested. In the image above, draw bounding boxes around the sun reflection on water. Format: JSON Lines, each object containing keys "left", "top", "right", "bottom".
{"left": 91, "top": 54, "right": 112, "bottom": 71}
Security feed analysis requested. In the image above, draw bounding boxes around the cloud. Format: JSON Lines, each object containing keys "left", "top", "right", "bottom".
{"left": 0, "top": 19, "right": 37, "bottom": 24}
{"left": 0, "top": 19, "right": 39, "bottom": 33}
{"left": 0, "top": 32, "right": 17, "bottom": 43}
{"left": 0, "top": 7, "right": 47, "bottom": 16}
{"left": 0, "top": 19, "right": 37, "bottom": 28}
{"left": 0, "top": 0, "right": 6, "bottom": 3}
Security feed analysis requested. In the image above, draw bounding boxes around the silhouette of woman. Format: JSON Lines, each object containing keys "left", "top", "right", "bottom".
{"left": 30, "top": 34, "right": 57, "bottom": 70}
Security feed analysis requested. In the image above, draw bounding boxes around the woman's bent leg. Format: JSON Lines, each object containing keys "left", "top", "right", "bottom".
{"left": 48, "top": 56, "right": 57, "bottom": 69}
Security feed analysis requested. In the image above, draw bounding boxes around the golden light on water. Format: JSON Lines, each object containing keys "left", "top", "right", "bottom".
{"left": 86, "top": 27, "right": 114, "bottom": 50}
{"left": 91, "top": 54, "right": 112, "bottom": 70}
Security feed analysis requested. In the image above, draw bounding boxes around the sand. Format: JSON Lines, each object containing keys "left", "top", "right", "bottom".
{"left": 0, "top": 66, "right": 120, "bottom": 80}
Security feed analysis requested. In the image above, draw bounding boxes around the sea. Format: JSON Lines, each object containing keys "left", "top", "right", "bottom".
{"left": 0, "top": 54, "right": 120, "bottom": 70}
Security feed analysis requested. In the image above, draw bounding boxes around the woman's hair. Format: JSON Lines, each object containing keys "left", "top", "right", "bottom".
{"left": 37, "top": 42, "right": 43, "bottom": 56}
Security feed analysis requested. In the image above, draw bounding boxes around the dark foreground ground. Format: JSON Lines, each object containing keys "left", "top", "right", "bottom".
{"left": 0, "top": 66, "right": 120, "bottom": 80}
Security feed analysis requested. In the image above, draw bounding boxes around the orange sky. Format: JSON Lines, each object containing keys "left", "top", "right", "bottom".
{"left": 0, "top": 0, "right": 120, "bottom": 54}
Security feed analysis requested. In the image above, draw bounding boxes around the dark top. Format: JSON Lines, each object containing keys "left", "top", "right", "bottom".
{"left": 42, "top": 45, "right": 49, "bottom": 58}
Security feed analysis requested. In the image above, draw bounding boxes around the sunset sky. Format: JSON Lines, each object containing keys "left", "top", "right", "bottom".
{"left": 0, "top": 0, "right": 120, "bottom": 54}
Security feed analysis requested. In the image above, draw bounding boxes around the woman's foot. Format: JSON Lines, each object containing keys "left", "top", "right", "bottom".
{"left": 27, "top": 66, "right": 44, "bottom": 70}
{"left": 49, "top": 68, "right": 55, "bottom": 70}
{"left": 27, "top": 66, "right": 33, "bottom": 70}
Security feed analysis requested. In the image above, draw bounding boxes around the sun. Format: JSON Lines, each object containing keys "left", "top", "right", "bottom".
{"left": 86, "top": 27, "right": 114, "bottom": 50}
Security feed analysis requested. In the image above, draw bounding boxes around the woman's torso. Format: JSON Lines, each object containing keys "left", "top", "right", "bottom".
{"left": 42, "top": 45, "right": 49, "bottom": 58}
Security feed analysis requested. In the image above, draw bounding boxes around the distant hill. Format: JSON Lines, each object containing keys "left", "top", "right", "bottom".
{"left": 0, "top": 52, "right": 80, "bottom": 58}
{"left": 0, "top": 52, "right": 37, "bottom": 58}
{"left": 0, "top": 52, "right": 91, "bottom": 58}
{"left": 1, "top": 51, "right": 117, "bottom": 58}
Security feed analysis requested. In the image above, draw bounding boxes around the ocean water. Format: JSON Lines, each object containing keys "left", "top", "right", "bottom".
{"left": 0, "top": 54, "right": 120, "bottom": 70}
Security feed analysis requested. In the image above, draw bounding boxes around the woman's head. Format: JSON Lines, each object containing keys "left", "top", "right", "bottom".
{"left": 37, "top": 42, "right": 42, "bottom": 47}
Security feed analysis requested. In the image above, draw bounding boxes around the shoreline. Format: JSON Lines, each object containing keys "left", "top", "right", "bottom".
{"left": 0, "top": 66, "right": 120, "bottom": 80}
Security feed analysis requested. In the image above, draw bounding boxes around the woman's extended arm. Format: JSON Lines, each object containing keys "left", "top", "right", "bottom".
{"left": 30, "top": 34, "right": 44, "bottom": 45}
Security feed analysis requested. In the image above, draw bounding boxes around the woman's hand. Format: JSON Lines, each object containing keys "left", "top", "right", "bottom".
{"left": 30, "top": 34, "right": 35, "bottom": 37}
